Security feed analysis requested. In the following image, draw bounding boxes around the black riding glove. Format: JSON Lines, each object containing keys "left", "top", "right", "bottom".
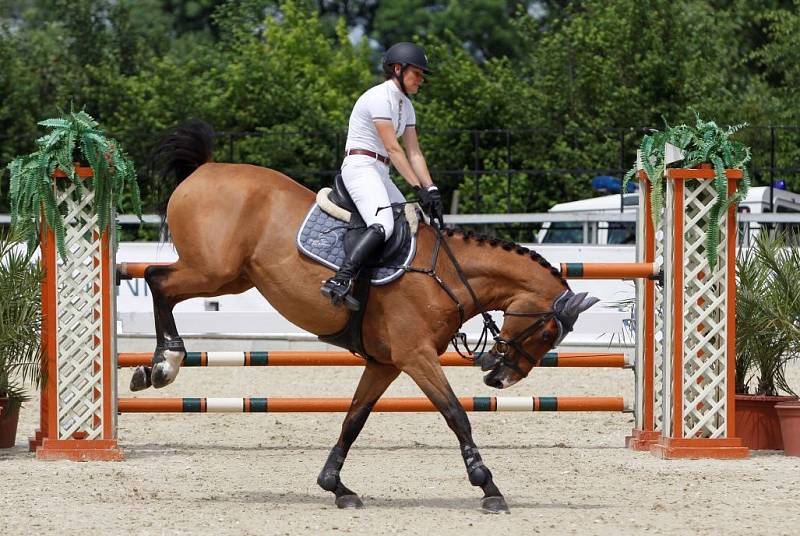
{"left": 414, "top": 185, "right": 444, "bottom": 227}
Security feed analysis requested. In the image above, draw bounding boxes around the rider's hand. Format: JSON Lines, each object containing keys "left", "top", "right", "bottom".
{"left": 414, "top": 184, "right": 444, "bottom": 227}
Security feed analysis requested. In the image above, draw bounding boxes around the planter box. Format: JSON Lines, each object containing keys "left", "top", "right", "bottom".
{"left": 735, "top": 394, "right": 798, "bottom": 450}
{"left": 776, "top": 401, "right": 800, "bottom": 456}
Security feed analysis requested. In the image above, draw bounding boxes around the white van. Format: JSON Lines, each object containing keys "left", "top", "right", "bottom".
{"left": 536, "top": 193, "right": 638, "bottom": 244}
{"left": 537, "top": 186, "right": 800, "bottom": 245}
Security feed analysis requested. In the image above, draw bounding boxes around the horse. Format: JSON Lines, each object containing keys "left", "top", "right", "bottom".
{"left": 132, "top": 120, "right": 598, "bottom": 514}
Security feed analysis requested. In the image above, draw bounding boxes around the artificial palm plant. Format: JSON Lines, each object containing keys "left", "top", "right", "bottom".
{"left": 6, "top": 109, "right": 142, "bottom": 259}
{"left": 736, "top": 232, "right": 800, "bottom": 396}
{"left": 0, "top": 227, "right": 43, "bottom": 413}
{"left": 624, "top": 112, "right": 751, "bottom": 268}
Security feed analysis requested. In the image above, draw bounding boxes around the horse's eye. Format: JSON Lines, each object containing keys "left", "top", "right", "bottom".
{"left": 541, "top": 330, "right": 554, "bottom": 342}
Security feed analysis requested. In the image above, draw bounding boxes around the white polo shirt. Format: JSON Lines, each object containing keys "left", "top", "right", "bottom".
{"left": 344, "top": 80, "right": 416, "bottom": 157}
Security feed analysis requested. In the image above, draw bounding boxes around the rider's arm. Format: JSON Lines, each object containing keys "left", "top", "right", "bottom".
{"left": 402, "top": 126, "right": 433, "bottom": 188}
{"left": 374, "top": 120, "right": 423, "bottom": 188}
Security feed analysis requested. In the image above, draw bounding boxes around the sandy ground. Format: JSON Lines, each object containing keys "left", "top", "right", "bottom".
{"left": 3, "top": 342, "right": 800, "bottom": 536}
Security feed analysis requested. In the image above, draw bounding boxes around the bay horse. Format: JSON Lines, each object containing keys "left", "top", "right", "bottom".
{"left": 133, "top": 120, "right": 598, "bottom": 514}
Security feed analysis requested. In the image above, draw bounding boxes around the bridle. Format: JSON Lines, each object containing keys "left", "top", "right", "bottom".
{"left": 486, "top": 310, "right": 559, "bottom": 378}
{"left": 401, "top": 226, "right": 566, "bottom": 378}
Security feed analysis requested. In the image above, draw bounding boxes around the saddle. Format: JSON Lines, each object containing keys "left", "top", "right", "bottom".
{"left": 296, "top": 174, "right": 420, "bottom": 358}
{"left": 324, "top": 174, "right": 417, "bottom": 263}
{"left": 298, "top": 174, "right": 418, "bottom": 284}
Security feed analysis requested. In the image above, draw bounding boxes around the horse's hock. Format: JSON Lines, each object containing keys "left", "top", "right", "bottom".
{"left": 30, "top": 167, "right": 747, "bottom": 461}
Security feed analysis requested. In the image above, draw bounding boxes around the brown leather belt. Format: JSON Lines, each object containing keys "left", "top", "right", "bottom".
{"left": 345, "top": 148, "right": 390, "bottom": 165}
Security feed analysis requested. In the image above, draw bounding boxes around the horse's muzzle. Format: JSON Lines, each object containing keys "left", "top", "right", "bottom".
{"left": 483, "top": 366, "right": 519, "bottom": 389}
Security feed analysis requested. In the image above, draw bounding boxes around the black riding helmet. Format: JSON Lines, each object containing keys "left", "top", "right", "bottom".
{"left": 382, "top": 42, "right": 431, "bottom": 95}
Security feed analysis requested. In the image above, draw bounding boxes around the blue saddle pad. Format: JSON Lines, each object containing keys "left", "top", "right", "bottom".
{"left": 296, "top": 203, "right": 416, "bottom": 285}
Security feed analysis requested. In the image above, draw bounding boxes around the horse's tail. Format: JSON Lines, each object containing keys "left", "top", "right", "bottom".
{"left": 149, "top": 119, "right": 216, "bottom": 231}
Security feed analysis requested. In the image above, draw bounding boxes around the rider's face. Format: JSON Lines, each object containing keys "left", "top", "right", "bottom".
{"left": 395, "top": 65, "right": 425, "bottom": 94}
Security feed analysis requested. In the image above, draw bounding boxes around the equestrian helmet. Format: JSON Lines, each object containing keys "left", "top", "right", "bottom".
{"left": 382, "top": 42, "right": 432, "bottom": 75}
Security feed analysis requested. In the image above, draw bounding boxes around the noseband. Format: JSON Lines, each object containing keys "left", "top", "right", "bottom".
{"left": 401, "top": 226, "right": 565, "bottom": 376}
{"left": 484, "top": 310, "right": 559, "bottom": 378}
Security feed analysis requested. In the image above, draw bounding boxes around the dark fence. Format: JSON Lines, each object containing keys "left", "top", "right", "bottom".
{"left": 2, "top": 126, "right": 799, "bottom": 214}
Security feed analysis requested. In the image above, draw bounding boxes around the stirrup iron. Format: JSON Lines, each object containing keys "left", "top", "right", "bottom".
{"left": 321, "top": 277, "right": 361, "bottom": 311}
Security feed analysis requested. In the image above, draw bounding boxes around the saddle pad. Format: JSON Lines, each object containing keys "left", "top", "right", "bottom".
{"left": 296, "top": 203, "right": 416, "bottom": 285}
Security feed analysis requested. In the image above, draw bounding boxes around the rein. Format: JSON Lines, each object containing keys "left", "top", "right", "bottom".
{"left": 401, "top": 226, "right": 558, "bottom": 373}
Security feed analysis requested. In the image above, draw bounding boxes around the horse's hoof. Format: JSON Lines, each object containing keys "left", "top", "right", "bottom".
{"left": 151, "top": 362, "right": 175, "bottom": 389}
{"left": 481, "top": 496, "right": 510, "bottom": 514}
{"left": 335, "top": 494, "right": 364, "bottom": 509}
{"left": 129, "top": 366, "right": 152, "bottom": 391}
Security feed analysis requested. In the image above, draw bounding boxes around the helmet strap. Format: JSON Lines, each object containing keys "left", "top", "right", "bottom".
{"left": 395, "top": 64, "right": 409, "bottom": 96}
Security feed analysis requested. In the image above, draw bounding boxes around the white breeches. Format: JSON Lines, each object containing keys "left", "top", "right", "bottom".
{"left": 341, "top": 155, "right": 406, "bottom": 240}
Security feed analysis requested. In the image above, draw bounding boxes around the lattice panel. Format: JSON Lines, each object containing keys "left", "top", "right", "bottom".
{"left": 678, "top": 181, "right": 730, "bottom": 438}
{"left": 54, "top": 183, "right": 106, "bottom": 440}
{"left": 653, "top": 218, "right": 664, "bottom": 432}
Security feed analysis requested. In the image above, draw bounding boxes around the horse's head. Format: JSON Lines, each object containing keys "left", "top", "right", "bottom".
{"left": 481, "top": 290, "right": 599, "bottom": 389}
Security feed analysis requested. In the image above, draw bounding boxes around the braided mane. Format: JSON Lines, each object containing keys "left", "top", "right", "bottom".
{"left": 443, "top": 227, "right": 567, "bottom": 286}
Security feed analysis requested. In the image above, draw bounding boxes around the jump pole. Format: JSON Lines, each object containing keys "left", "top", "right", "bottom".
{"left": 118, "top": 396, "right": 632, "bottom": 413}
{"left": 560, "top": 262, "right": 659, "bottom": 280}
{"left": 123, "top": 262, "right": 660, "bottom": 282}
{"left": 116, "top": 351, "right": 632, "bottom": 369}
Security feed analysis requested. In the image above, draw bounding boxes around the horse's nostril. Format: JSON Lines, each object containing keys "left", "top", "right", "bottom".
{"left": 483, "top": 374, "right": 504, "bottom": 389}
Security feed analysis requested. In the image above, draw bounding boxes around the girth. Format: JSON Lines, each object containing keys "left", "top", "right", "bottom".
{"left": 318, "top": 270, "right": 374, "bottom": 359}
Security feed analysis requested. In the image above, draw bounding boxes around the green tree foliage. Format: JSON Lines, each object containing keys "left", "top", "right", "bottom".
{"left": 0, "top": 0, "right": 798, "bottom": 215}
{"left": 198, "top": 0, "right": 373, "bottom": 189}
{"left": 373, "top": 1, "right": 532, "bottom": 61}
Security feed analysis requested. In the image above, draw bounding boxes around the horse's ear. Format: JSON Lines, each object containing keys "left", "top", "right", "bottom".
{"left": 554, "top": 291, "right": 600, "bottom": 327}
{"left": 571, "top": 292, "right": 599, "bottom": 314}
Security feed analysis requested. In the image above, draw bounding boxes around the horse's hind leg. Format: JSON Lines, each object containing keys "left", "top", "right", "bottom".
{"left": 318, "top": 360, "right": 400, "bottom": 508}
{"left": 397, "top": 352, "right": 509, "bottom": 514}
{"left": 129, "top": 262, "right": 251, "bottom": 391}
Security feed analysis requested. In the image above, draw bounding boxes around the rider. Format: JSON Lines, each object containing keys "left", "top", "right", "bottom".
{"left": 320, "top": 42, "right": 444, "bottom": 309}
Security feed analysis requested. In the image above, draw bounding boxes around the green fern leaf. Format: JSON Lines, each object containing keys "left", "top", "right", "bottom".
{"left": 37, "top": 118, "right": 71, "bottom": 129}
{"left": 71, "top": 110, "right": 99, "bottom": 131}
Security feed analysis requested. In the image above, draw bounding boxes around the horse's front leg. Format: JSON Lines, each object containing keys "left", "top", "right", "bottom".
{"left": 318, "top": 360, "right": 401, "bottom": 509}
{"left": 398, "top": 353, "right": 509, "bottom": 514}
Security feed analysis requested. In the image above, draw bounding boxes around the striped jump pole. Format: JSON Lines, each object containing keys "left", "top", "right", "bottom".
{"left": 560, "top": 262, "right": 660, "bottom": 280}
{"left": 117, "top": 261, "right": 170, "bottom": 280}
{"left": 118, "top": 396, "right": 632, "bottom": 413}
{"left": 117, "top": 351, "right": 632, "bottom": 369}
{"left": 121, "top": 262, "right": 660, "bottom": 282}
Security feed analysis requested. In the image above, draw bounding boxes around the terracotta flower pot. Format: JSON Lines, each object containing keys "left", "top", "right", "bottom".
{"left": 734, "top": 394, "right": 798, "bottom": 450}
{"left": 0, "top": 396, "right": 21, "bottom": 448}
{"left": 775, "top": 401, "right": 800, "bottom": 457}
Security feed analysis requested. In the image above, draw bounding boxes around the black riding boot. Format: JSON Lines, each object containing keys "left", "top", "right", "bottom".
{"left": 320, "top": 224, "right": 386, "bottom": 311}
